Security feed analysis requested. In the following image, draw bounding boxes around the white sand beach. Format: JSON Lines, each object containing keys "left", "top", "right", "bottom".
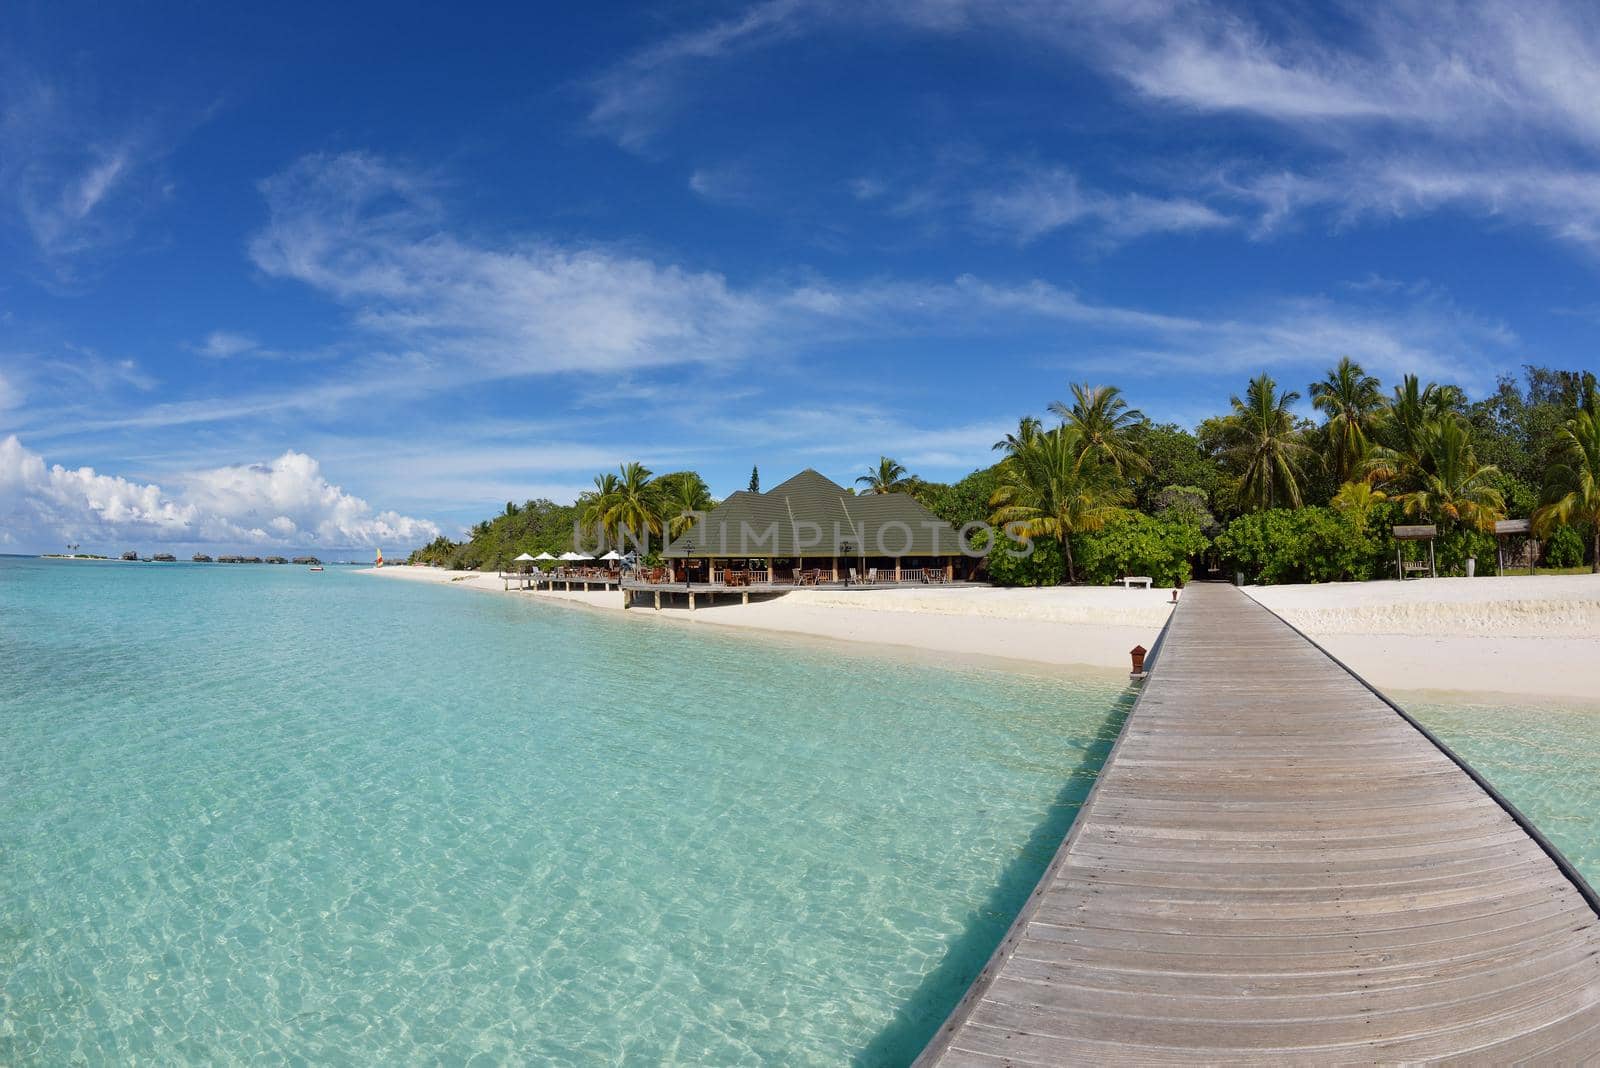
{"left": 363, "top": 566, "right": 1600, "bottom": 701}
{"left": 1244, "top": 575, "right": 1600, "bottom": 703}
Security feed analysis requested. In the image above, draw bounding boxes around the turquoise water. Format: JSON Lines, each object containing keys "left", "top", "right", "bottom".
{"left": 0, "top": 557, "right": 1128, "bottom": 1065}
{"left": 1407, "top": 697, "right": 1600, "bottom": 888}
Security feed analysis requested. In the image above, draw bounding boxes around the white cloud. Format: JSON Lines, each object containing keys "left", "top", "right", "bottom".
{"left": 1075, "top": 3, "right": 1600, "bottom": 252}
{"left": 0, "top": 435, "right": 439, "bottom": 552}
{"left": 974, "top": 166, "right": 1233, "bottom": 243}
{"left": 1219, "top": 158, "right": 1600, "bottom": 253}
{"left": 591, "top": 1, "right": 1600, "bottom": 256}
{"left": 776, "top": 272, "right": 1511, "bottom": 392}
{"left": 249, "top": 152, "right": 773, "bottom": 375}
{"left": 0, "top": 74, "right": 187, "bottom": 281}
{"left": 194, "top": 331, "right": 259, "bottom": 359}
{"left": 0, "top": 369, "right": 21, "bottom": 410}
{"left": 703, "top": 403, "right": 1008, "bottom": 472}
{"left": 687, "top": 164, "right": 759, "bottom": 206}
{"left": 587, "top": 0, "right": 809, "bottom": 150}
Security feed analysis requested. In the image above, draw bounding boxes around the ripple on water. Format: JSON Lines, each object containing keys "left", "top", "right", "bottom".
{"left": 0, "top": 559, "right": 1128, "bottom": 1064}
{"left": 1406, "top": 696, "right": 1600, "bottom": 885}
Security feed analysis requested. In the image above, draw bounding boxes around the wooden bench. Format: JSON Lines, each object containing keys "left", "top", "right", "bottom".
{"left": 1113, "top": 575, "right": 1153, "bottom": 588}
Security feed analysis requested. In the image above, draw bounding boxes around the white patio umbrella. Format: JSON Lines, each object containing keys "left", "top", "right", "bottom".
{"left": 558, "top": 551, "right": 585, "bottom": 561}
{"left": 598, "top": 550, "right": 622, "bottom": 561}
{"left": 513, "top": 553, "right": 536, "bottom": 562}
{"left": 533, "top": 552, "right": 556, "bottom": 561}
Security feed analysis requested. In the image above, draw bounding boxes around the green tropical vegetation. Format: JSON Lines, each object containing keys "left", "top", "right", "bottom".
{"left": 989, "top": 427, "right": 1130, "bottom": 583}
{"left": 1533, "top": 388, "right": 1600, "bottom": 572}
{"left": 410, "top": 363, "right": 1600, "bottom": 585}
{"left": 856, "top": 456, "right": 911, "bottom": 494}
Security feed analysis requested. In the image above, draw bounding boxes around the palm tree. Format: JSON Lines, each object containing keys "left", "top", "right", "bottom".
{"left": 1048, "top": 383, "right": 1150, "bottom": 474}
{"left": 1377, "top": 375, "right": 1464, "bottom": 468}
{"left": 856, "top": 456, "right": 910, "bottom": 494}
{"left": 660, "top": 475, "right": 714, "bottom": 539}
{"left": 1221, "top": 373, "right": 1313, "bottom": 510}
{"left": 578, "top": 472, "right": 622, "bottom": 544}
{"left": 603, "top": 462, "right": 661, "bottom": 546}
{"left": 1330, "top": 480, "right": 1386, "bottom": 526}
{"left": 1396, "top": 418, "right": 1504, "bottom": 532}
{"left": 1310, "top": 357, "right": 1382, "bottom": 485}
{"left": 988, "top": 428, "right": 1129, "bottom": 583}
{"left": 1534, "top": 404, "right": 1600, "bottom": 573}
{"left": 992, "top": 415, "right": 1044, "bottom": 455}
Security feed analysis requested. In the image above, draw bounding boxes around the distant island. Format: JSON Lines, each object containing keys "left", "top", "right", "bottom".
{"left": 55, "top": 553, "right": 334, "bottom": 565}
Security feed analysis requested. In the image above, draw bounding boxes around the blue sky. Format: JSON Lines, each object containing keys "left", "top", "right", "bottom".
{"left": 4, "top": 1, "right": 1600, "bottom": 554}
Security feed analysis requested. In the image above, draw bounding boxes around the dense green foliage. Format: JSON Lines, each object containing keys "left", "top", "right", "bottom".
{"left": 973, "top": 527, "right": 1065, "bottom": 587}
{"left": 1214, "top": 508, "right": 1375, "bottom": 585}
{"left": 914, "top": 467, "right": 1000, "bottom": 529}
{"left": 411, "top": 364, "right": 1600, "bottom": 583}
{"left": 1073, "top": 514, "right": 1207, "bottom": 588}
{"left": 409, "top": 499, "right": 582, "bottom": 570}
{"left": 1546, "top": 525, "right": 1586, "bottom": 569}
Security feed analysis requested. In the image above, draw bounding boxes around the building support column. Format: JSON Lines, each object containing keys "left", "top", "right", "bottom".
{"left": 654, "top": 591, "right": 661, "bottom": 610}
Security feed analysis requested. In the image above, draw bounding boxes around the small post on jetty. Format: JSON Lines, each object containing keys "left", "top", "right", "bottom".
{"left": 1129, "top": 644, "right": 1148, "bottom": 683}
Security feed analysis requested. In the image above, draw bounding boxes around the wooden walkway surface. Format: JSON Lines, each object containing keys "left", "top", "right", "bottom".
{"left": 919, "top": 582, "right": 1600, "bottom": 1064}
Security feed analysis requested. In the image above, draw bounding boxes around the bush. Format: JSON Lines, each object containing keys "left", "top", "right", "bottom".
{"left": 1151, "top": 485, "right": 1219, "bottom": 536}
{"left": 975, "top": 527, "right": 1066, "bottom": 587}
{"left": 1545, "top": 524, "right": 1586, "bottom": 568}
{"left": 1214, "top": 507, "right": 1375, "bottom": 585}
{"left": 1434, "top": 526, "right": 1496, "bottom": 576}
{"left": 1073, "top": 513, "right": 1207, "bottom": 587}
{"left": 920, "top": 467, "right": 1001, "bottom": 528}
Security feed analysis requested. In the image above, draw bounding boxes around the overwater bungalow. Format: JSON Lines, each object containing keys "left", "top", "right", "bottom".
{"left": 661, "top": 469, "right": 972, "bottom": 586}
{"left": 152, "top": 553, "right": 176, "bottom": 562}
{"left": 192, "top": 554, "right": 213, "bottom": 563}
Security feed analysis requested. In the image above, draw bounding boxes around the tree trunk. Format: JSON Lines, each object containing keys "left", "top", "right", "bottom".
{"left": 1063, "top": 535, "right": 1077, "bottom": 584}
{"left": 1593, "top": 530, "right": 1598, "bottom": 574}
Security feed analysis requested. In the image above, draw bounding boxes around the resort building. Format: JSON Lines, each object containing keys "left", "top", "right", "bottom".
{"left": 662, "top": 469, "right": 973, "bottom": 585}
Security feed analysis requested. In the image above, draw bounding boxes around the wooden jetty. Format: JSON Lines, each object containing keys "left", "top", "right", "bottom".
{"left": 919, "top": 582, "right": 1600, "bottom": 1064}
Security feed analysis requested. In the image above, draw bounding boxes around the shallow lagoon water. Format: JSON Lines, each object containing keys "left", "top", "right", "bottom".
{"left": 0, "top": 557, "right": 1129, "bottom": 1065}
{"left": 1406, "top": 695, "right": 1600, "bottom": 888}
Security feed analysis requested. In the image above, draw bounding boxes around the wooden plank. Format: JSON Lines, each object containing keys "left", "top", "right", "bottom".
{"left": 916, "top": 582, "right": 1600, "bottom": 1064}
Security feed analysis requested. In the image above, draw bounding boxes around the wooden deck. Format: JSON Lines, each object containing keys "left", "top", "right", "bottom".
{"left": 918, "top": 582, "right": 1600, "bottom": 1064}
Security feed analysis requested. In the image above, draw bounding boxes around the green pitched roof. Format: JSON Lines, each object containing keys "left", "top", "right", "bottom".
{"left": 663, "top": 468, "right": 964, "bottom": 558}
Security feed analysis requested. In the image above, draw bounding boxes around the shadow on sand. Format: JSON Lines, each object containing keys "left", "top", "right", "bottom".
{"left": 853, "top": 690, "right": 1136, "bottom": 1067}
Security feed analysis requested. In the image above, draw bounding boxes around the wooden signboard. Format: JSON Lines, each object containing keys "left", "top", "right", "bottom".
{"left": 1392, "top": 524, "right": 1438, "bottom": 540}
{"left": 1494, "top": 519, "right": 1531, "bottom": 535}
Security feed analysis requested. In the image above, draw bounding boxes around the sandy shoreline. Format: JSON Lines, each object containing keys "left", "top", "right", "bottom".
{"left": 361, "top": 566, "right": 1600, "bottom": 703}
